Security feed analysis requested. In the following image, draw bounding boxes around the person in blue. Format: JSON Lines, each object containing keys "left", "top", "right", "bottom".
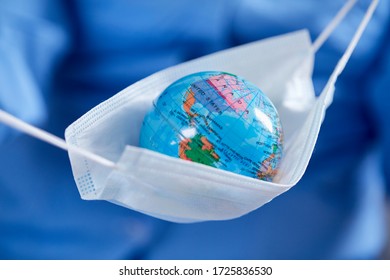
{"left": 0, "top": 0, "right": 389, "bottom": 259}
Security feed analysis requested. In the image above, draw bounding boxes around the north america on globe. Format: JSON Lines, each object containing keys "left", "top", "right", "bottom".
{"left": 139, "top": 71, "right": 283, "bottom": 181}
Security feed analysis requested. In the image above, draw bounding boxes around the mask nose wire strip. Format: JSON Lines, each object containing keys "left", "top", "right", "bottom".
{"left": 0, "top": 109, "right": 117, "bottom": 169}
{"left": 312, "top": 0, "right": 357, "bottom": 53}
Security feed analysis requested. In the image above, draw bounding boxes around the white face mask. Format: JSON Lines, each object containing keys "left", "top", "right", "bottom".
{"left": 0, "top": 0, "right": 378, "bottom": 223}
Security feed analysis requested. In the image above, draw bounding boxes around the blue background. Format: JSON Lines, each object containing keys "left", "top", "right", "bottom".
{"left": 0, "top": 0, "right": 389, "bottom": 259}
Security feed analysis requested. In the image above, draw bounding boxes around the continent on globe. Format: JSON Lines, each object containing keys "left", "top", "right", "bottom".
{"left": 179, "top": 134, "right": 220, "bottom": 166}
{"left": 139, "top": 71, "right": 283, "bottom": 182}
{"left": 257, "top": 144, "right": 281, "bottom": 181}
{"left": 185, "top": 74, "right": 252, "bottom": 118}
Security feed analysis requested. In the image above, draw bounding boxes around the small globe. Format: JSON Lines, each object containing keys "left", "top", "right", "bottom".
{"left": 139, "top": 71, "right": 283, "bottom": 181}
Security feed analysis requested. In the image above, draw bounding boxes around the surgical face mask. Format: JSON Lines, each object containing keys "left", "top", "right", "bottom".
{"left": 0, "top": 0, "right": 378, "bottom": 223}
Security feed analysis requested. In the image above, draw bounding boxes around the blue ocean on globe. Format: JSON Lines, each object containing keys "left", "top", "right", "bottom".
{"left": 139, "top": 71, "right": 283, "bottom": 181}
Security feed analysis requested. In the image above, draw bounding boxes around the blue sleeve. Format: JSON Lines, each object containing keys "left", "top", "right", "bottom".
{"left": 0, "top": 0, "right": 71, "bottom": 140}
{"left": 368, "top": 28, "right": 390, "bottom": 196}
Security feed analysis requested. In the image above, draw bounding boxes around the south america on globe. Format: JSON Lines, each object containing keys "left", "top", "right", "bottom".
{"left": 139, "top": 71, "right": 283, "bottom": 181}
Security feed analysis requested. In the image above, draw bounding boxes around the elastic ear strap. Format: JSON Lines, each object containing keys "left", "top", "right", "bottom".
{"left": 322, "top": 0, "right": 379, "bottom": 108}
{"left": 312, "top": 0, "right": 358, "bottom": 53}
{"left": 0, "top": 109, "right": 116, "bottom": 168}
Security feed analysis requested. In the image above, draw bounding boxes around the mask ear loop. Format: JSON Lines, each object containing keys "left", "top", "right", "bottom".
{"left": 287, "top": 0, "right": 379, "bottom": 184}
{"left": 312, "top": 0, "right": 379, "bottom": 108}
{"left": 312, "top": 0, "right": 358, "bottom": 53}
{"left": 0, "top": 109, "right": 117, "bottom": 169}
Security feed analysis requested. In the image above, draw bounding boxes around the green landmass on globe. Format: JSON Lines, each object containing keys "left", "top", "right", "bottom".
{"left": 139, "top": 71, "right": 283, "bottom": 181}
{"left": 179, "top": 133, "right": 220, "bottom": 167}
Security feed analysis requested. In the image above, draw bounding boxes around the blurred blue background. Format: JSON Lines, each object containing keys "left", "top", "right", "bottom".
{"left": 0, "top": 0, "right": 389, "bottom": 259}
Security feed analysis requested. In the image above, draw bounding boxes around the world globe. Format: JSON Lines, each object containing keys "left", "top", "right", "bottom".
{"left": 139, "top": 71, "right": 283, "bottom": 181}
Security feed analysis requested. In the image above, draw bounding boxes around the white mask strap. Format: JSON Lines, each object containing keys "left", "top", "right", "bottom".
{"left": 318, "top": 0, "right": 379, "bottom": 108}
{"left": 0, "top": 109, "right": 116, "bottom": 168}
{"left": 312, "top": 0, "right": 358, "bottom": 53}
